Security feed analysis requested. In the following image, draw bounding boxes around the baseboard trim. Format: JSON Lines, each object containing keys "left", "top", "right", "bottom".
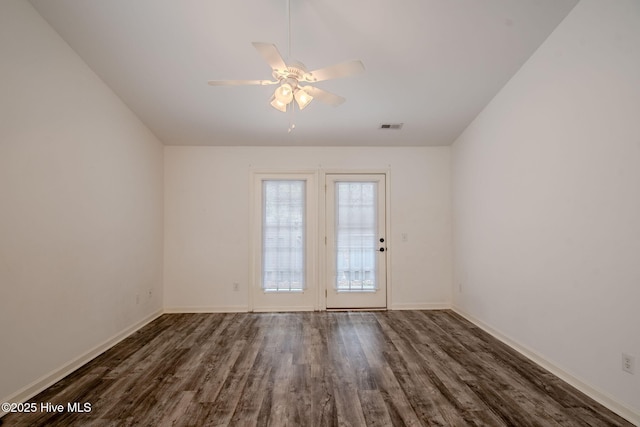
{"left": 252, "top": 306, "right": 315, "bottom": 312}
{"left": 451, "top": 305, "right": 640, "bottom": 426}
{"left": 390, "top": 302, "right": 451, "bottom": 310}
{"left": 164, "top": 305, "right": 249, "bottom": 313}
{"left": 1, "top": 309, "right": 163, "bottom": 417}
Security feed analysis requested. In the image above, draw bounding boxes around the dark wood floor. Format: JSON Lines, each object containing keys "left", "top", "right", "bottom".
{"left": 1, "top": 310, "right": 632, "bottom": 426}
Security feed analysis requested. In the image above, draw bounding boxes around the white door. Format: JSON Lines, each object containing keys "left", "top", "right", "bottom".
{"left": 325, "top": 174, "right": 387, "bottom": 309}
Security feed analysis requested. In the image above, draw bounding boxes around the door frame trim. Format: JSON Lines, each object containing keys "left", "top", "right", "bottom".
{"left": 249, "top": 168, "right": 392, "bottom": 312}
{"left": 319, "top": 169, "right": 392, "bottom": 310}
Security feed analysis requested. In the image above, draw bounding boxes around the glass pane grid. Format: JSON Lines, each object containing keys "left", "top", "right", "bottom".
{"left": 335, "top": 182, "right": 377, "bottom": 292}
{"left": 262, "top": 180, "right": 305, "bottom": 292}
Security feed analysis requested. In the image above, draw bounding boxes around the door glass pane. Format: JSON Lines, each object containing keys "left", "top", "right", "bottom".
{"left": 335, "top": 182, "right": 377, "bottom": 291}
{"left": 262, "top": 180, "right": 305, "bottom": 292}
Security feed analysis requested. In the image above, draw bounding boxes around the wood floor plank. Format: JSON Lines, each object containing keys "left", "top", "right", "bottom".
{"left": 204, "top": 316, "right": 268, "bottom": 425}
{"left": 424, "top": 311, "right": 607, "bottom": 426}
{"left": 1, "top": 310, "right": 634, "bottom": 427}
{"left": 358, "top": 389, "right": 395, "bottom": 427}
{"left": 402, "top": 311, "right": 558, "bottom": 426}
{"left": 419, "top": 311, "right": 584, "bottom": 426}
{"left": 307, "top": 313, "right": 338, "bottom": 426}
{"left": 374, "top": 312, "right": 474, "bottom": 426}
{"left": 352, "top": 314, "right": 409, "bottom": 427}
{"left": 326, "top": 313, "right": 369, "bottom": 426}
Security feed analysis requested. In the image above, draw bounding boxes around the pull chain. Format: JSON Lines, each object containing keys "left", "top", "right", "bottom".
{"left": 288, "top": 101, "right": 296, "bottom": 133}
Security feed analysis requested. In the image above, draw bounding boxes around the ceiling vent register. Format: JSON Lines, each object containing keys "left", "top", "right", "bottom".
{"left": 380, "top": 123, "right": 404, "bottom": 130}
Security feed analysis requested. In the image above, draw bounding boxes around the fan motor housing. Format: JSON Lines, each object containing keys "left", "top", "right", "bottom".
{"left": 273, "top": 60, "right": 308, "bottom": 83}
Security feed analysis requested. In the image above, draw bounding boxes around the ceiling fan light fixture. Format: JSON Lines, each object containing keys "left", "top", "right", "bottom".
{"left": 294, "top": 88, "right": 313, "bottom": 110}
{"left": 274, "top": 83, "right": 294, "bottom": 104}
{"left": 270, "top": 96, "right": 288, "bottom": 112}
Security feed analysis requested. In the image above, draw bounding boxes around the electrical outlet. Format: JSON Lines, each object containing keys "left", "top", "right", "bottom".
{"left": 233, "top": 282, "right": 239, "bottom": 292}
{"left": 622, "top": 353, "right": 635, "bottom": 374}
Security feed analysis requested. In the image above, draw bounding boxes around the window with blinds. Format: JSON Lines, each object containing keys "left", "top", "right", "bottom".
{"left": 335, "top": 181, "right": 378, "bottom": 291}
{"left": 262, "top": 180, "right": 306, "bottom": 292}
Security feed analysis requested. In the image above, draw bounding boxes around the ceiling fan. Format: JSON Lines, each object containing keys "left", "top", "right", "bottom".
{"left": 207, "top": 1, "right": 365, "bottom": 113}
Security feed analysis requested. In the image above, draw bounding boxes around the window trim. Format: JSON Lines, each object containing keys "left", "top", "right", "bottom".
{"left": 249, "top": 171, "right": 318, "bottom": 312}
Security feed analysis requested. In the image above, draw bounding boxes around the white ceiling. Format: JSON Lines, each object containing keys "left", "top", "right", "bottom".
{"left": 30, "top": 0, "right": 578, "bottom": 147}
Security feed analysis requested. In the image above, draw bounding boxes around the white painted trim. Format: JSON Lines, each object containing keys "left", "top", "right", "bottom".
{"left": 1, "top": 309, "right": 163, "bottom": 416}
{"left": 318, "top": 169, "right": 328, "bottom": 311}
{"left": 452, "top": 306, "right": 640, "bottom": 426}
{"left": 391, "top": 302, "right": 451, "bottom": 310}
{"left": 321, "top": 168, "right": 391, "bottom": 175}
{"left": 164, "top": 306, "right": 249, "bottom": 313}
{"left": 249, "top": 171, "right": 319, "bottom": 312}
{"left": 384, "top": 169, "right": 392, "bottom": 309}
{"left": 252, "top": 306, "right": 316, "bottom": 312}
{"left": 248, "top": 169, "right": 255, "bottom": 312}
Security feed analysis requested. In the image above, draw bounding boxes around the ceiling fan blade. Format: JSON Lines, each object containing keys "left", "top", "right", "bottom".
{"left": 252, "top": 42, "right": 287, "bottom": 71}
{"left": 207, "top": 79, "right": 278, "bottom": 86}
{"left": 301, "top": 86, "right": 345, "bottom": 106}
{"left": 306, "top": 60, "right": 365, "bottom": 82}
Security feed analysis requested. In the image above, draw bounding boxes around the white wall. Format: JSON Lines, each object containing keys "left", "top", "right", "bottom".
{"left": 0, "top": 0, "right": 164, "bottom": 404}
{"left": 164, "top": 146, "right": 452, "bottom": 311}
{"left": 452, "top": 0, "right": 640, "bottom": 420}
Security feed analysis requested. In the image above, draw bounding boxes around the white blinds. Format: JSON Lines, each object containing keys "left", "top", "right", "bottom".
{"left": 262, "top": 180, "right": 306, "bottom": 291}
{"left": 335, "top": 182, "right": 378, "bottom": 291}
